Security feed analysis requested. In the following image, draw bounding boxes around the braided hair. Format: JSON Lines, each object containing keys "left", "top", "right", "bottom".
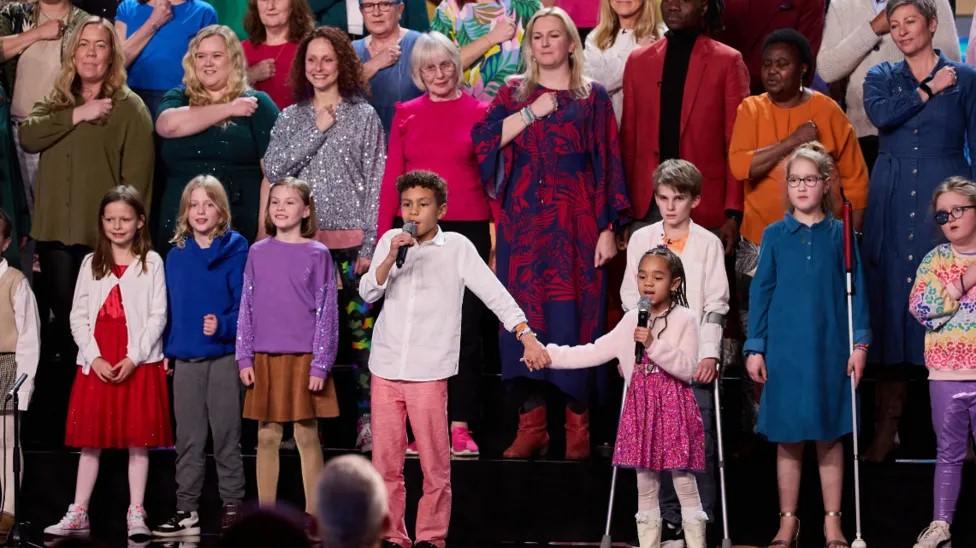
{"left": 640, "top": 246, "right": 689, "bottom": 338}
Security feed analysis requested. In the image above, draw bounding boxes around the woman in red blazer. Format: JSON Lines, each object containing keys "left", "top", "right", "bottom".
{"left": 620, "top": 0, "right": 749, "bottom": 254}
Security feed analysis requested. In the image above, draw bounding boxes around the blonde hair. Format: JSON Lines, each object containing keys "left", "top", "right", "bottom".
{"left": 48, "top": 17, "right": 127, "bottom": 110}
{"left": 169, "top": 175, "right": 233, "bottom": 248}
{"left": 931, "top": 176, "right": 976, "bottom": 210}
{"left": 591, "top": 0, "right": 663, "bottom": 51}
{"left": 182, "top": 25, "right": 250, "bottom": 106}
{"left": 264, "top": 177, "right": 318, "bottom": 238}
{"left": 409, "top": 31, "right": 462, "bottom": 91}
{"left": 786, "top": 141, "right": 836, "bottom": 214}
{"left": 512, "top": 7, "right": 591, "bottom": 102}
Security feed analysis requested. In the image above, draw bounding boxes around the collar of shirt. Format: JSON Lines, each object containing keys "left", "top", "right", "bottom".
{"left": 895, "top": 50, "right": 951, "bottom": 80}
{"left": 416, "top": 225, "right": 447, "bottom": 247}
{"left": 783, "top": 212, "right": 833, "bottom": 233}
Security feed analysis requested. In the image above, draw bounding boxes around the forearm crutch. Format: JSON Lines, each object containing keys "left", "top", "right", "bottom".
{"left": 842, "top": 199, "right": 867, "bottom": 548}
{"left": 713, "top": 364, "right": 733, "bottom": 548}
{"left": 600, "top": 380, "right": 629, "bottom": 548}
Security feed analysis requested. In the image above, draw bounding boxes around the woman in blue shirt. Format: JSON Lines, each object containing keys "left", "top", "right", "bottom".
{"left": 860, "top": 0, "right": 976, "bottom": 462}
{"left": 351, "top": 0, "right": 422, "bottom": 135}
{"left": 115, "top": 0, "right": 218, "bottom": 117}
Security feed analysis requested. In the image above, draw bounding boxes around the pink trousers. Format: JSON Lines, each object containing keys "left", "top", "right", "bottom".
{"left": 371, "top": 375, "right": 451, "bottom": 547}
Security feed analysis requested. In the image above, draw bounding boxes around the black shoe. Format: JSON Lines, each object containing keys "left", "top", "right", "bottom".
{"left": 220, "top": 503, "right": 240, "bottom": 533}
{"left": 661, "top": 519, "right": 684, "bottom": 542}
{"left": 152, "top": 511, "right": 201, "bottom": 538}
{"left": 380, "top": 541, "right": 402, "bottom": 548}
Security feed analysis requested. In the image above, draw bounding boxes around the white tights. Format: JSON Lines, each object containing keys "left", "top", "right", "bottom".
{"left": 636, "top": 469, "right": 705, "bottom": 522}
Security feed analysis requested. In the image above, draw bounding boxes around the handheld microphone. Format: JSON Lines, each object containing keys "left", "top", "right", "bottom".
{"left": 635, "top": 296, "right": 651, "bottom": 361}
{"left": 396, "top": 221, "right": 417, "bottom": 268}
{"left": 4, "top": 373, "right": 27, "bottom": 402}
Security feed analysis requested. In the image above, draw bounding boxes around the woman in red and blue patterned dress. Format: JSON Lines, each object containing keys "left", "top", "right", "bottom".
{"left": 473, "top": 6, "right": 629, "bottom": 460}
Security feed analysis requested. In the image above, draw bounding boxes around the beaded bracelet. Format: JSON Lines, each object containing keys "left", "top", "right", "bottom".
{"left": 520, "top": 106, "right": 536, "bottom": 125}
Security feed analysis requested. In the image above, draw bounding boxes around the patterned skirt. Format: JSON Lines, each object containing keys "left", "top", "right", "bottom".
{"left": 613, "top": 364, "right": 705, "bottom": 472}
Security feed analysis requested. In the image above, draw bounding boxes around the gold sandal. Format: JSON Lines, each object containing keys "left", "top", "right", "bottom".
{"left": 768, "top": 511, "right": 800, "bottom": 547}
{"left": 824, "top": 511, "right": 849, "bottom": 547}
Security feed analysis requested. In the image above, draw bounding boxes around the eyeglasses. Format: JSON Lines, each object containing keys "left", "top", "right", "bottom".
{"left": 934, "top": 205, "right": 976, "bottom": 225}
{"left": 420, "top": 60, "right": 456, "bottom": 77}
{"left": 786, "top": 175, "right": 825, "bottom": 188}
{"left": 360, "top": 1, "right": 400, "bottom": 13}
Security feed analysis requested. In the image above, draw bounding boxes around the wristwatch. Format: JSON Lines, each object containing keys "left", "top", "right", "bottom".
{"left": 515, "top": 326, "right": 535, "bottom": 341}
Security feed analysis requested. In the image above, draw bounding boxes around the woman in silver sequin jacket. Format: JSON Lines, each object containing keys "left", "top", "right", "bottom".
{"left": 262, "top": 26, "right": 385, "bottom": 452}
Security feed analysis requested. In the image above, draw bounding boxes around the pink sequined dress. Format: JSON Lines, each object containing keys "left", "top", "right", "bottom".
{"left": 613, "top": 351, "right": 705, "bottom": 471}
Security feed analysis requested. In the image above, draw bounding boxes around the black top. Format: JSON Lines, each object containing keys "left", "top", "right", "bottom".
{"left": 658, "top": 28, "right": 700, "bottom": 162}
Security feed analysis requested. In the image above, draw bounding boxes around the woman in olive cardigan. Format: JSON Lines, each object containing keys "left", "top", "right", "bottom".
{"left": 19, "top": 16, "right": 153, "bottom": 370}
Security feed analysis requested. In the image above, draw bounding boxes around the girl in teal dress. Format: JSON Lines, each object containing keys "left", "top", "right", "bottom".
{"left": 744, "top": 142, "right": 871, "bottom": 547}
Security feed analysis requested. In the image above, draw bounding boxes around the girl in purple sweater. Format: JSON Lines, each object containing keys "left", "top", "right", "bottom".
{"left": 236, "top": 177, "right": 339, "bottom": 536}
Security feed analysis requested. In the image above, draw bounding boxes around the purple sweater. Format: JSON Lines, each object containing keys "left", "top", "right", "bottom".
{"left": 235, "top": 237, "right": 338, "bottom": 378}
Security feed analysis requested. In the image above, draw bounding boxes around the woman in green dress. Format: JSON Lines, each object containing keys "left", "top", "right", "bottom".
{"left": 155, "top": 24, "right": 279, "bottom": 252}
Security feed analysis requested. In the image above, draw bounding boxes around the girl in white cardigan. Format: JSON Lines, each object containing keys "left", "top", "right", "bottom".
{"left": 531, "top": 248, "right": 707, "bottom": 548}
{"left": 583, "top": 0, "right": 665, "bottom": 123}
{"left": 45, "top": 186, "right": 171, "bottom": 541}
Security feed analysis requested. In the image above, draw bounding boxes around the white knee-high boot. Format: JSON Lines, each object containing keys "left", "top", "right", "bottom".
{"left": 635, "top": 509, "right": 662, "bottom": 548}
{"left": 681, "top": 507, "right": 709, "bottom": 548}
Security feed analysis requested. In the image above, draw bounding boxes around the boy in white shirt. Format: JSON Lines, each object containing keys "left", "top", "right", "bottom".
{"left": 621, "top": 160, "right": 730, "bottom": 535}
{"left": 360, "top": 170, "right": 549, "bottom": 548}
{"left": 0, "top": 209, "right": 39, "bottom": 543}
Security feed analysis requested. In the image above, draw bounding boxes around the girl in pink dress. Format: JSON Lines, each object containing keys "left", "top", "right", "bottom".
{"left": 535, "top": 247, "right": 707, "bottom": 548}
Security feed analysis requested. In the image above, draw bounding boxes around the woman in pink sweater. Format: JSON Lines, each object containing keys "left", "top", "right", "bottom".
{"left": 376, "top": 31, "right": 493, "bottom": 458}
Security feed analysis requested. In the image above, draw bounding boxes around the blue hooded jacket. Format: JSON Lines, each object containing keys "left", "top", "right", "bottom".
{"left": 164, "top": 230, "right": 248, "bottom": 360}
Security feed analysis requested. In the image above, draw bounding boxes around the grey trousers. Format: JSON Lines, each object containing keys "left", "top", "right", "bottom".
{"left": 174, "top": 354, "right": 245, "bottom": 511}
{"left": 660, "top": 383, "right": 717, "bottom": 523}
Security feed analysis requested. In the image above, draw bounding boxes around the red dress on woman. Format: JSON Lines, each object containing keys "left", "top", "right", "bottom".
{"left": 65, "top": 264, "right": 173, "bottom": 449}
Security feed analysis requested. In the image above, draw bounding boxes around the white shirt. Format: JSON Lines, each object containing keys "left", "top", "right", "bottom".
{"left": 620, "top": 221, "right": 730, "bottom": 362}
{"left": 360, "top": 227, "right": 527, "bottom": 381}
{"left": 346, "top": 0, "right": 364, "bottom": 36}
{"left": 0, "top": 260, "right": 39, "bottom": 410}
{"left": 70, "top": 252, "right": 167, "bottom": 374}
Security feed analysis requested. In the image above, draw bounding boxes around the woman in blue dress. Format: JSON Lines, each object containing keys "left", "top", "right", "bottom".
{"left": 860, "top": 0, "right": 976, "bottom": 462}
{"left": 745, "top": 143, "right": 870, "bottom": 547}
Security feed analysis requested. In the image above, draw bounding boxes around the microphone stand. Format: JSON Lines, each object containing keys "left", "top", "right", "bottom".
{"left": 7, "top": 388, "right": 40, "bottom": 547}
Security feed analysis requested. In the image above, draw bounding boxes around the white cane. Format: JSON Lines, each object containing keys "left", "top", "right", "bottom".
{"left": 713, "top": 364, "right": 732, "bottom": 548}
{"left": 842, "top": 200, "right": 867, "bottom": 548}
{"left": 600, "top": 381, "right": 630, "bottom": 548}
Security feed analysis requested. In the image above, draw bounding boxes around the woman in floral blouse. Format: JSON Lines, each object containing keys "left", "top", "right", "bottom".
{"left": 431, "top": 0, "right": 540, "bottom": 101}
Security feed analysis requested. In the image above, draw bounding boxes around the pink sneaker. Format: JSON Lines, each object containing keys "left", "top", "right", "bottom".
{"left": 405, "top": 440, "right": 419, "bottom": 457}
{"left": 44, "top": 504, "right": 90, "bottom": 537}
{"left": 451, "top": 426, "right": 480, "bottom": 458}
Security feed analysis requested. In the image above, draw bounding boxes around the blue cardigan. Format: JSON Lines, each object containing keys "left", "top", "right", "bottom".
{"left": 164, "top": 230, "right": 248, "bottom": 360}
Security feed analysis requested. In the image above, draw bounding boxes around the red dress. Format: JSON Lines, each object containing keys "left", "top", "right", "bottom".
{"left": 65, "top": 265, "right": 173, "bottom": 449}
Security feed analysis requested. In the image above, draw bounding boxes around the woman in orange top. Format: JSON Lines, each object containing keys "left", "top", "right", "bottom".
{"left": 729, "top": 29, "right": 868, "bottom": 258}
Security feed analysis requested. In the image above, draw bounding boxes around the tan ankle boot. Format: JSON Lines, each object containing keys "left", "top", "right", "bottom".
{"left": 635, "top": 510, "right": 661, "bottom": 548}
{"left": 681, "top": 508, "right": 709, "bottom": 548}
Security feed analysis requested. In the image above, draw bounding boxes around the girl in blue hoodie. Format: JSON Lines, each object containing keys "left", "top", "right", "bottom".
{"left": 154, "top": 176, "right": 248, "bottom": 538}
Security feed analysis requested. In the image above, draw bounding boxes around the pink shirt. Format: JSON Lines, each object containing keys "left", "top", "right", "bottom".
{"left": 557, "top": 0, "right": 598, "bottom": 29}
{"left": 241, "top": 40, "right": 299, "bottom": 109}
{"left": 377, "top": 93, "right": 493, "bottom": 236}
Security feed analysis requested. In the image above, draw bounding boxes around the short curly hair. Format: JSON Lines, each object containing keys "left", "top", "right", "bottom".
{"left": 762, "top": 28, "right": 815, "bottom": 87}
{"left": 290, "top": 26, "right": 368, "bottom": 103}
{"left": 396, "top": 170, "right": 447, "bottom": 206}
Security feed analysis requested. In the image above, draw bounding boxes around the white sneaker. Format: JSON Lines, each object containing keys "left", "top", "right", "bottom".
{"left": 914, "top": 520, "right": 951, "bottom": 548}
{"left": 43, "top": 504, "right": 90, "bottom": 537}
{"left": 127, "top": 504, "right": 151, "bottom": 540}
